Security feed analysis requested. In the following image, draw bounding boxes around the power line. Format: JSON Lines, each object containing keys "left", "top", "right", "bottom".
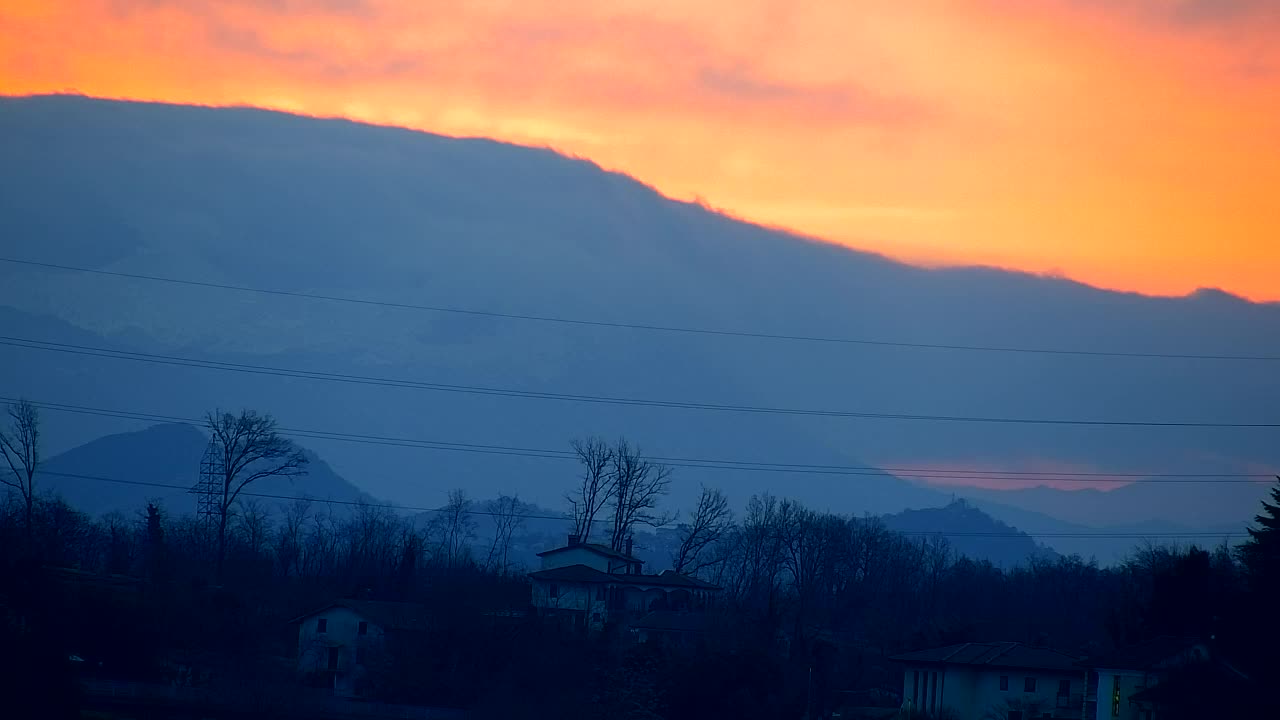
{"left": 34, "top": 469, "right": 1246, "bottom": 540}
{"left": 5, "top": 337, "right": 1278, "bottom": 428}
{"left": 4, "top": 256, "right": 1275, "bottom": 362}
{"left": 9, "top": 397, "right": 1274, "bottom": 483}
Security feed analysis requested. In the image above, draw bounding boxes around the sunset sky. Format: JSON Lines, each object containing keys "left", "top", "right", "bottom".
{"left": 3, "top": 0, "right": 1278, "bottom": 300}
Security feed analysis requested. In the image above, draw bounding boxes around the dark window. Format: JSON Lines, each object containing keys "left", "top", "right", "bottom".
{"left": 596, "top": 587, "right": 606, "bottom": 601}
{"left": 931, "top": 671, "right": 938, "bottom": 711}
{"left": 1008, "top": 712, "right": 1023, "bottom": 720}
{"left": 1000, "top": 675, "right": 1009, "bottom": 691}
{"left": 912, "top": 671, "right": 919, "bottom": 706}
{"left": 356, "top": 647, "right": 367, "bottom": 665}
{"left": 1058, "top": 678, "right": 1071, "bottom": 696}
{"left": 358, "top": 621, "right": 368, "bottom": 635}
{"left": 592, "top": 613, "right": 601, "bottom": 623}
{"left": 549, "top": 583, "right": 560, "bottom": 599}
{"left": 1025, "top": 677, "right": 1037, "bottom": 693}
{"left": 327, "top": 647, "right": 339, "bottom": 671}
{"left": 317, "top": 618, "right": 327, "bottom": 633}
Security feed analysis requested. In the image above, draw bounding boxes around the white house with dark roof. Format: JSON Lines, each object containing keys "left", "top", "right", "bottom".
{"left": 1079, "top": 636, "right": 1209, "bottom": 720}
{"left": 890, "top": 641, "right": 1086, "bottom": 720}
{"left": 528, "top": 534, "right": 720, "bottom": 633}
{"left": 291, "top": 599, "right": 430, "bottom": 697}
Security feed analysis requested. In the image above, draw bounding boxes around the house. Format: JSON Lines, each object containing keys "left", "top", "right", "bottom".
{"left": 890, "top": 641, "right": 1086, "bottom": 720}
{"left": 290, "top": 599, "right": 429, "bottom": 697}
{"left": 528, "top": 534, "right": 720, "bottom": 633}
{"left": 1079, "top": 636, "right": 1210, "bottom": 720}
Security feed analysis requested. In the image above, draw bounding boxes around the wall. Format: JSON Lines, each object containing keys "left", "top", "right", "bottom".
{"left": 296, "top": 606, "right": 385, "bottom": 697}
{"left": 530, "top": 580, "right": 609, "bottom": 631}
{"left": 965, "top": 668, "right": 1083, "bottom": 720}
{"left": 1091, "top": 670, "right": 1151, "bottom": 720}
{"left": 901, "top": 665, "right": 1086, "bottom": 720}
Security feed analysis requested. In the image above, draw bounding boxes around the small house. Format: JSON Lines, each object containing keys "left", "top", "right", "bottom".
{"left": 290, "top": 599, "right": 429, "bottom": 697}
{"left": 528, "top": 534, "right": 720, "bottom": 633}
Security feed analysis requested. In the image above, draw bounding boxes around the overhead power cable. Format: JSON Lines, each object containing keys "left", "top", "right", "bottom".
{"left": 3, "top": 338, "right": 1277, "bottom": 428}
{"left": 4, "top": 256, "right": 1276, "bottom": 362}
{"left": 8, "top": 397, "right": 1274, "bottom": 483}
{"left": 35, "top": 469, "right": 1246, "bottom": 540}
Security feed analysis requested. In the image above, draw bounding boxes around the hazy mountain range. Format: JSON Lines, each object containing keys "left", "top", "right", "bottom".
{"left": 1, "top": 94, "right": 1277, "bottom": 564}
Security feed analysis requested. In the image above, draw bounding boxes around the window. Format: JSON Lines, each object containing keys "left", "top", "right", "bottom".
{"left": 931, "top": 671, "right": 937, "bottom": 711}
{"left": 592, "top": 613, "right": 601, "bottom": 623}
{"left": 327, "top": 647, "right": 339, "bottom": 671}
{"left": 356, "top": 647, "right": 367, "bottom": 665}
{"left": 1024, "top": 677, "right": 1037, "bottom": 693}
{"left": 316, "top": 618, "right": 327, "bottom": 633}
{"left": 596, "top": 587, "right": 606, "bottom": 601}
{"left": 1111, "top": 675, "right": 1121, "bottom": 717}
{"left": 1058, "top": 678, "right": 1071, "bottom": 696}
{"left": 1000, "top": 675, "right": 1009, "bottom": 691}
{"left": 358, "top": 621, "right": 368, "bottom": 636}
{"left": 912, "top": 671, "right": 919, "bottom": 707}
{"left": 1008, "top": 712, "right": 1023, "bottom": 720}
{"left": 549, "top": 583, "right": 560, "bottom": 599}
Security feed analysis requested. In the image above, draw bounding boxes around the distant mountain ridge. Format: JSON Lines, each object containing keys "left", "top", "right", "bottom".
{"left": 881, "top": 500, "right": 1057, "bottom": 568}
{"left": 2, "top": 94, "right": 1277, "bottom": 540}
{"left": 38, "top": 423, "right": 373, "bottom": 517}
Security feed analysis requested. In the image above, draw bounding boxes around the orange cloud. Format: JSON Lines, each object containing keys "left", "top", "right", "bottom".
{"left": 2, "top": 0, "right": 1277, "bottom": 300}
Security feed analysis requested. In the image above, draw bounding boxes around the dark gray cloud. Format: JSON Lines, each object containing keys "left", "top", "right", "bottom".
{"left": 696, "top": 66, "right": 936, "bottom": 126}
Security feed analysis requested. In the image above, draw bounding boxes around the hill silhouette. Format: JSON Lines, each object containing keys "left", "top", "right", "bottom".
{"left": 1, "top": 94, "right": 1277, "bottom": 540}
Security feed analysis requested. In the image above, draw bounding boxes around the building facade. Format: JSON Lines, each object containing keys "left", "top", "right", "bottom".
{"left": 528, "top": 535, "right": 719, "bottom": 633}
{"left": 291, "top": 599, "right": 428, "bottom": 697}
{"left": 892, "top": 642, "right": 1086, "bottom": 720}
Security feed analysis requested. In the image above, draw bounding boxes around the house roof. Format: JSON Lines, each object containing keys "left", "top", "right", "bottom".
{"left": 630, "top": 610, "right": 713, "bottom": 633}
{"left": 890, "top": 642, "right": 1082, "bottom": 671}
{"left": 536, "top": 542, "right": 638, "bottom": 563}
{"left": 528, "top": 564, "right": 615, "bottom": 583}
{"left": 1080, "top": 636, "right": 1204, "bottom": 671}
{"left": 289, "top": 599, "right": 430, "bottom": 632}
{"left": 527, "top": 563, "right": 721, "bottom": 590}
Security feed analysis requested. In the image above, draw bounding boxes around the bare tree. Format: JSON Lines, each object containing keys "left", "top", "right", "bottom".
{"left": 484, "top": 494, "right": 526, "bottom": 575}
{"left": 275, "top": 497, "right": 311, "bottom": 577}
{"left": 236, "top": 499, "right": 274, "bottom": 558}
{"left": 672, "top": 486, "right": 733, "bottom": 575}
{"left": 566, "top": 437, "right": 614, "bottom": 542}
{"left": 205, "top": 409, "right": 308, "bottom": 583}
{"left": 432, "top": 489, "right": 475, "bottom": 569}
{"left": 0, "top": 399, "right": 39, "bottom": 540}
{"left": 607, "top": 438, "right": 674, "bottom": 553}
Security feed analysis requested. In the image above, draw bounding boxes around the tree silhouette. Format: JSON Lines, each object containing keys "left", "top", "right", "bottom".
{"left": 0, "top": 399, "right": 40, "bottom": 542}
{"left": 205, "top": 409, "right": 308, "bottom": 583}
{"left": 1240, "top": 477, "right": 1280, "bottom": 585}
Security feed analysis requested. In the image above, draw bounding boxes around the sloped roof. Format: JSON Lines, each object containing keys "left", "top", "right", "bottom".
{"left": 890, "top": 642, "right": 1081, "bottom": 671}
{"left": 536, "top": 542, "right": 638, "bottom": 562}
{"left": 527, "top": 564, "right": 721, "bottom": 590}
{"left": 1081, "top": 636, "right": 1205, "bottom": 671}
{"left": 528, "top": 564, "right": 615, "bottom": 583}
{"left": 289, "top": 599, "right": 430, "bottom": 632}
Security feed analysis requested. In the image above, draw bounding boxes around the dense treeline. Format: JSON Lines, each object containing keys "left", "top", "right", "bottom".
{"left": 2, "top": 404, "right": 1277, "bottom": 718}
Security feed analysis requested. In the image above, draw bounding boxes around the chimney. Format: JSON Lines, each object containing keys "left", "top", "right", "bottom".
{"left": 625, "top": 536, "right": 633, "bottom": 559}
{"left": 567, "top": 534, "right": 580, "bottom": 547}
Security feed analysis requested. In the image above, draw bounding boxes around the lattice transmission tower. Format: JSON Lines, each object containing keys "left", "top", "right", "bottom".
{"left": 194, "top": 437, "right": 224, "bottom": 531}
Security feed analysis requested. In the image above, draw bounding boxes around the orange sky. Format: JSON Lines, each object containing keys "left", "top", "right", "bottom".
{"left": 3, "top": 0, "right": 1278, "bottom": 300}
